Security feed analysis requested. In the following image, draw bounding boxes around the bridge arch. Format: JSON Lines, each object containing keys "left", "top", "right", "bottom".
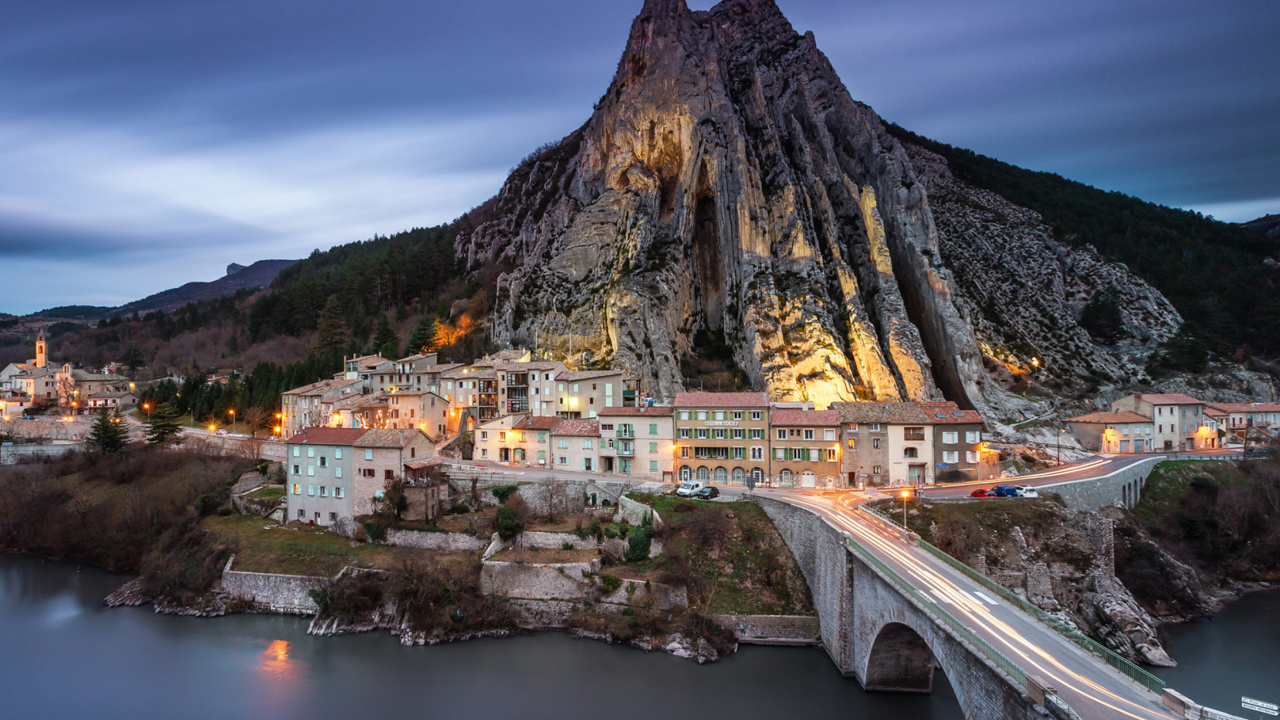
{"left": 864, "top": 621, "right": 937, "bottom": 692}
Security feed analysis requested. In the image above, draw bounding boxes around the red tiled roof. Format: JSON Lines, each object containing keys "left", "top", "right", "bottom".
{"left": 551, "top": 419, "right": 599, "bottom": 437}
{"left": 674, "top": 392, "right": 770, "bottom": 408}
{"left": 1066, "top": 412, "right": 1152, "bottom": 424}
{"left": 285, "top": 427, "right": 368, "bottom": 445}
{"left": 356, "top": 428, "right": 428, "bottom": 448}
{"left": 770, "top": 409, "right": 840, "bottom": 426}
{"left": 560, "top": 370, "right": 624, "bottom": 381}
{"left": 1203, "top": 402, "right": 1280, "bottom": 414}
{"left": 1134, "top": 393, "right": 1203, "bottom": 405}
{"left": 831, "top": 402, "right": 931, "bottom": 424}
{"left": 598, "top": 406, "right": 675, "bottom": 417}
{"left": 496, "top": 361, "right": 564, "bottom": 371}
{"left": 404, "top": 457, "right": 445, "bottom": 470}
{"left": 513, "top": 415, "right": 563, "bottom": 430}
{"left": 917, "top": 401, "right": 985, "bottom": 424}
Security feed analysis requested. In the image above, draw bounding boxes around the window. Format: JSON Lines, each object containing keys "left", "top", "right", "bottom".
{"left": 791, "top": 448, "right": 806, "bottom": 461}
{"left": 481, "top": 431, "right": 488, "bottom": 441}
{"left": 847, "top": 439, "right": 856, "bottom": 450}
{"left": 965, "top": 431, "right": 980, "bottom": 444}
{"left": 583, "top": 439, "right": 593, "bottom": 450}
{"left": 943, "top": 451, "right": 959, "bottom": 464}
{"left": 872, "top": 438, "right": 881, "bottom": 449}
{"left": 966, "top": 451, "right": 979, "bottom": 464}
{"left": 498, "top": 431, "right": 505, "bottom": 441}
{"left": 680, "top": 447, "right": 689, "bottom": 458}
{"left": 826, "top": 449, "right": 837, "bottom": 461}
{"left": 904, "top": 447, "right": 918, "bottom": 458}
{"left": 319, "top": 456, "right": 328, "bottom": 468}
{"left": 714, "top": 411, "right": 725, "bottom": 421}
{"left": 538, "top": 450, "right": 546, "bottom": 462}
{"left": 804, "top": 429, "right": 814, "bottom": 440}
{"left": 873, "top": 465, "right": 882, "bottom": 475}
{"left": 292, "top": 484, "right": 300, "bottom": 494}
{"left": 649, "top": 442, "right": 658, "bottom": 453}
{"left": 942, "top": 431, "right": 958, "bottom": 444}
{"left": 292, "top": 464, "right": 300, "bottom": 475}
{"left": 335, "top": 448, "right": 342, "bottom": 459}
{"left": 385, "top": 470, "right": 394, "bottom": 480}
{"left": 307, "top": 485, "right": 315, "bottom": 496}
{"left": 731, "top": 428, "right": 744, "bottom": 440}
{"left": 904, "top": 427, "right": 925, "bottom": 441}
{"left": 679, "top": 411, "right": 691, "bottom": 420}
{"left": 319, "top": 486, "right": 327, "bottom": 497}
{"left": 750, "top": 428, "right": 764, "bottom": 440}
{"left": 679, "top": 428, "right": 691, "bottom": 439}
{"left": 824, "top": 429, "right": 836, "bottom": 441}
{"left": 329, "top": 512, "right": 337, "bottom": 522}
{"left": 696, "top": 428, "right": 708, "bottom": 439}
{"left": 870, "top": 424, "right": 881, "bottom": 432}
{"left": 365, "top": 449, "right": 373, "bottom": 460}
{"left": 335, "top": 467, "right": 342, "bottom": 479}
{"left": 696, "top": 411, "right": 707, "bottom": 420}
{"left": 538, "top": 432, "right": 546, "bottom": 443}
{"left": 731, "top": 447, "right": 745, "bottom": 460}
{"left": 776, "top": 429, "right": 787, "bottom": 441}
{"left": 572, "top": 383, "right": 579, "bottom": 393}
{"left": 307, "top": 447, "right": 315, "bottom": 458}
{"left": 774, "top": 447, "right": 785, "bottom": 460}
{"left": 601, "top": 423, "right": 614, "bottom": 431}
{"left": 751, "top": 411, "right": 762, "bottom": 421}
{"left": 307, "top": 466, "right": 315, "bottom": 477}
{"left": 292, "top": 446, "right": 300, "bottom": 457}
{"left": 298, "top": 509, "right": 305, "bottom": 519}
{"left": 335, "top": 487, "right": 345, "bottom": 499}
{"left": 751, "top": 446, "right": 764, "bottom": 461}
{"left": 733, "top": 411, "right": 743, "bottom": 420}
{"left": 481, "top": 449, "right": 488, "bottom": 458}
{"left": 713, "top": 429, "right": 725, "bottom": 439}
{"left": 649, "top": 423, "right": 658, "bottom": 435}
{"left": 559, "top": 456, "right": 568, "bottom": 465}
{"left": 650, "top": 460, "right": 658, "bottom": 472}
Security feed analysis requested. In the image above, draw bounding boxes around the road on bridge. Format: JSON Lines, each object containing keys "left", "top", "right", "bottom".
{"left": 774, "top": 488, "right": 1179, "bottom": 720}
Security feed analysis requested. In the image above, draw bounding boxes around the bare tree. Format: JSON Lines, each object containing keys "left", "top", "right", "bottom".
{"left": 238, "top": 434, "right": 269, "bottom": 463}
{"left": 542, "top": 478, "right": 571, "bottom": 523}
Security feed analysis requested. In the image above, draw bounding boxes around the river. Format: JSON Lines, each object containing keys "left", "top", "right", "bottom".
{"left": 0, "top": 554, "right": 963, "bottom": 720}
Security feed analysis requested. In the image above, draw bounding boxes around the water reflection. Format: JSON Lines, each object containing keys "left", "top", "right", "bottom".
{"left": 259, "top": 639, "right": 304, "bottom": 681}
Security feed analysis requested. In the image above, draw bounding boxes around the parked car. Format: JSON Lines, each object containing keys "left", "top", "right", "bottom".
{"left": 992, "top": 485, "right": 1018, "bottom": 497}
{"left": 660, "top": 483, "right": 680, "bottom": 496}
{"left": 695, "top": 486, "right": 720, "bottom": 500}
{"left": 1014, "top": 486, "right": 1039, "bottom": 498}
{"left": 676, "top": 481, "right": 705, "bottom": 497}
{"left": 970, "top": 488, "right": 991, "bottom": 497}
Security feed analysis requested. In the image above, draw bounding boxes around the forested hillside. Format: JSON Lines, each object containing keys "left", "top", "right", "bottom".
{"left": 888, "top": 124, "right": 1280, "bottom": 360}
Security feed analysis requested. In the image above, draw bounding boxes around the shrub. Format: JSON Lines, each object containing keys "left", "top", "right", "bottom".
{"left": 624, "top": 533, "right": 652, "bottom": 563}
{"left": 685, "top": 507, "right": 731, "bottom": 549}
{"left": 216, "top": 505, "right": 233, "bottom": 516}
{"left": 449, "top": 503, "right": 470, "bottom": 515}
{"left": 363, "top": 521, "right": 386, "bottom": 542}
{"left": 496, "top": 506, "right": 520, "bottom": 540}
{"left": 491, "top": 485, "right": 520, "bottom": 505}
{"left": 598, "top": 573, "right": 623, "bottom": 594}
{"left": 561, "top": 542, "right": 574, "bottom": 550}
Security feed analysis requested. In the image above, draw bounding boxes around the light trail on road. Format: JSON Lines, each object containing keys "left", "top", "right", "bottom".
{"left": 782, "top": 492, "right": 1175, "bottom": 720}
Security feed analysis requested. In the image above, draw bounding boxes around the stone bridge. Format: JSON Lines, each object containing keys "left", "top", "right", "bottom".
{"left": 758, "top": 496, "right": 1041, "bottom": 720}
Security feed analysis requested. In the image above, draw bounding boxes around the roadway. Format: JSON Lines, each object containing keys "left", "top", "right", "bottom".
{"left": 776, "top": 489, "right": 1179, "bottom": 720}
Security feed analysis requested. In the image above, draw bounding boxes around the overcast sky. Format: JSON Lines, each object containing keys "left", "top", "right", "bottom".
{"left": 2, "top": 0, "right": 1277, "bottom": 315}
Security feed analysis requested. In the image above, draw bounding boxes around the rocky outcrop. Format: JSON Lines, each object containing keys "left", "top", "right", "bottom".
{"left": 455, "top": 0, "right": 1184, "bottom": 413}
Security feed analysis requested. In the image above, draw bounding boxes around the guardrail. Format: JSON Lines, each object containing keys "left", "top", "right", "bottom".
{"left": 861, "top": 505, "right": 1167, "bottom": 695}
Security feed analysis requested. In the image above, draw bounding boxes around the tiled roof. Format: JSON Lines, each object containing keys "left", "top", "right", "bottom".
{"left": 285, "top": 427, "right": 368, "bottom": 445}
{"left": 1204, "top": 402, "right": 1280, "bottom": 414}
{"left": 355, "top": 428, "right": 427, "bottom": 448}
{"left": 514, "top": 415, "right": 563, "bottom": 430}
{"left": 1133, "top": 393, "right": 1204, "bottom": 405}
{"left": 424, "top": 363, "right": 464, "bottom": 374}
{"left": 441, "top": 366, "right": 496, "bottom": 379}
{"left": 395, "top": 353, "right": 436, "bottom": 363}
{"left": 389, "top": 390, "right": 429, "bottom": 397}
{"left": 88, "top": 391, "right": 133, "bottom": 399}
{"left": 770, "top": 409, "right": 840, "bottom": 426}
{"left": 496, "top": 361, "right": 564, "bottom": 371}
{"left": 70, "top": 369, "right": 129, "bottom": 382}
{"left": 404, "top": 458, "right": 446, "bottom": 471}
{"left": 597, "top": 406, "right": 675, "bottom": 417}
{"left": 485, "top": 349, "right": 530, "bottom": 362}
{"left": 917, "top": 401, "right": 986, "bottom": 425}
{"left": 551, "top": 419, "right": 599, "bottom": 437}
{"left": 831, "top": 402, "right": 931, "bottom": 424}
{"left": 674, "top": 392, "right": 770, "bottom": 408}
{"left": 1066, "top": 412, "right": 1152, "bottom": 424}
{"left": 560, "top": 370, "right": 624, "bottom": 381}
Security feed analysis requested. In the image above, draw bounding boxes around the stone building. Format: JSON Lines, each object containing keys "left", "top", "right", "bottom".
{"left": 768, "top": 408, "right": 841, "bottom": 487}
{"left": 496, "top": 361, "right": 566, "bottom": 417}
{"left": 1111, "top": 393, "right": 1217, "bottom": 450}
{"left": 1066, "top": 412, "right": 1155, "bottom": 454}
{"left": 673, "top": 392, "right": 770, "bottom": 486}
{"left": 352, "top": 429, "right": 435, "bottom": 516}
{"left": 387, "top": 390, "right": 449, "bottom": 439}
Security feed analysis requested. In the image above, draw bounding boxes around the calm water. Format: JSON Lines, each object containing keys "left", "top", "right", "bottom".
{"left": 1152, "top": 588, "right": 1280, "bottom": 713}
{"left": 0, "top": 554, "right": 963, "bottom": 720}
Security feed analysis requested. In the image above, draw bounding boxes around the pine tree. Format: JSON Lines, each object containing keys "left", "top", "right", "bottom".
{"left": 371, "top": 313, "right": 398, "bottom": 357}
{"left": 404, "top": 314, "right": 437, "bottom": 356}
{"left": 146, "top": 402, "right": 184, "bottom": 447}
{"left": 87, "top": 408, "right": 128, "bottom": 454}
{"left": 316, "top": 295, "right": 346, "bottom": 353}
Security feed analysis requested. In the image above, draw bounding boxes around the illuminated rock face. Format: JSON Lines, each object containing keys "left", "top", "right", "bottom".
{"left": 456, "top": 0, "right": 1178, "bottom": 409}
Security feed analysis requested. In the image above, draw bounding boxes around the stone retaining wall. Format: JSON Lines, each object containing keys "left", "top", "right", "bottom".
{"left": 384, "top": 529, "right": 488, "bottom": 552}
{"left": 218, "top": 556, "right": 326, "bottom": 615}
{"left": 1043, "top": 457, "right": 1163, "bottom": 511}
{"left": 711, "top": 614, "right": 820, "bottom": 644}
{"left": 520, "top": 531, "right": 597, "bottom": 551}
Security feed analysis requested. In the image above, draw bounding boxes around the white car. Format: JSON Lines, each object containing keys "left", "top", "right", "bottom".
{"left": 676, "top": 481, "right": 705, "bottom": 497}
{"left": 1014, "top": 485, "right": 1039, "bottom": 498}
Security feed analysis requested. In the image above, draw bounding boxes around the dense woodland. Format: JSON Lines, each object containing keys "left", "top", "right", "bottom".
{"left": 888, "top": 124, "right": 1280, "bottom": 361}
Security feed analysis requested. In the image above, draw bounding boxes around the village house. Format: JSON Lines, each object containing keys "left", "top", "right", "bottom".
{"left": 921, "top": 401, "right": 994, "bottom": 482}
{"left": 673, "top": 392, "right": 770, "bottom": 486}
{"left": 369, "top": 352, "right": 440, "bottom": 393}
{"left": 496, "top": 361, "right": 566, "bottom": 417}
{"left": 832, "top": 403, "right": 943, "bottom": 487}
{"left": 281, "top": 378, "right": 362, "bottom": 436}
{"left": 57, "top": 364, "right": 132, "bottom": 414}
{"left": 285, "top": 427, "right": 364, "bottom": 526}
{"left": 351, "top": 428, "right": 434, "bottom": 516}
{"left": 340, "top": 354, "right": 390, "bottom": 383}
{"left": 473, "top": 414, "right": 528, "bottom": 463}
{"left": 387, "top": 390, "right": 449, "bottom": 439}
{"left": 1, "top": 330, "right": 47, "bottom": 392}
{"left": 1204, "top": 402, "right": 1280, "bottom": 439}
{"left": 598, "top": 406, "right": 675, "bottom": 480}
{"left": 1111, "top": 393, "right": 1218, "bottom": 450}
{"left": 18, "top": 368, "right": 59, "bottom": 408}
{"left": 402, "top": 459, "right": 450, "bottom": 522}
{"left": 441, "top": 365, "right": 500, "bottom": 423}
{"left": 85, "top": 391, "right": 136, "bottom": 413}
{"left": 550, "top": 419, "right": 601, "bottom": 473}
{"left": 768, "top": 408, "right": 841, "bottom": 487}
{"left": 1066, "top": 411, "right": 1156, "bottom": 453}
{"left": 556, "top": 370, "right": 626, "bottom": 419}
{"left": 0, "top": 392, "right": 32, "bottom": 420}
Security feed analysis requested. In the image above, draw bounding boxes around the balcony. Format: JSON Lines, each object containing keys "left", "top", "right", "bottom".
{"left": 617, "top": 427, "right": 634, "bottom": 438}
{"left": 617, "top": 443, "right": 635, "bottom": 457}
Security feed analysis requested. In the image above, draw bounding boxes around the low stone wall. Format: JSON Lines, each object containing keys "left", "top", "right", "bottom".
{"left": 600, "top": 580, "right": 686, "bottom": 611}
{"left": 481, "top": 559, "right": 686, "bottom": 627}
{"left": 385, "top": 529, "right": 488, "bottom": 552}
{"left": 520, "top": 531, "right": 597, "bottom": 551}
{"left": 218, "top": 556, "right": 326, "bottom": 615}
{"left": 711, "top": 614, "right": 821, "bottom": 645}
{"left": 446, "top": 476, "right": 634, "bottom": 517}
{"left": 1043, "top": 457, "right": 1163, "bottom": 511}
{"left": 481, "top": 560, "right": 600, "bottom": 601}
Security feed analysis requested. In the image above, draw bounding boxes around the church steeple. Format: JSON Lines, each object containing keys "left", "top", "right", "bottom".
{"left": 35, "top": 328, "right": 46, "bottom": 369}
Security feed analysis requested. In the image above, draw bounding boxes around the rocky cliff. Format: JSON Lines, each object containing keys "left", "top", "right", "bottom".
{"left": 456, "top": 0, "right": 1179, "bottom": 410}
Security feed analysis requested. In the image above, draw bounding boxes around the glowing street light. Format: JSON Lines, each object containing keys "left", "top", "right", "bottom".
{"left": 900, "top": 488, "right": 910, "bottom": 529}
{"left": 229, "top": 408, "right": 236, "bottom": 435}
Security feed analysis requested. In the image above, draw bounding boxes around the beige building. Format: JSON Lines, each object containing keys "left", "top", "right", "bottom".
{"left": 1204, "top": 402, "right": 1280, "bottom": 437}
{"left": 19, "top": 368, "right": 60, "bottom": 407}
{"left": 369, "top": 352, "right": 439, "bottom": 393}
{"left": 673, "top": 392, "right": 770, "bottom": 486}
{"left": 835, "top": 402, "right": 979, "bottom": 487}
{"left": 1112, "top": 393, "right": 1217, "bottom": 450}
{"left": 768, "top": 409, "right": 841, "bottom": 487}
{"left": 388, "top": 390, "right": 449, "bottom": 439}
{"left": 285, "top": 427, "right": 365, "bottom": 526}
{"left": 1066, "top": 412, "right": 1155, "bottom": 453}
{"left": 598, "top": 406, "right": 675, "bottom": 479}
{"left": 557, "top": 370, "right": 625, "bottom": 419}
{"left": 352, "top": 429, "right": 434, "bottom": 516}
{"left": 496, "top": 361, "right": 566, "bottom": 417}
{"left": 550, "top": 418, "right": 601, "bottom": 473}
{"left": 281, "top": 378, "right": 362, "bottom": 436}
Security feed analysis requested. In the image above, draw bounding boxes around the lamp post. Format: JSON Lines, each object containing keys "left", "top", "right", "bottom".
{"left": 1058, "top": 428, "right": 1065, "bottom": 466}
{"left": 229, "top": 409, "right": 236, "bottom": 436}
{"left": 143, "top": 402, "right": 150, "bottom": 421}
{"left": 901, "top": 489, "right": 910, "bottom": 530}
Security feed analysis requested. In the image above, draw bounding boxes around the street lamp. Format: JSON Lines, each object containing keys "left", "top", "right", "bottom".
{"left": 900, "top": 489, "right": 910, "bottom": 530}
{"left": 209, "top": 424, "right": 216, "bottom": 433}
{"left": 1057, "top": 428, "right": 1066, "bottom": 466}
{"left": 143, "top": 402, "right": 151, "bottom": 421}
{"left": 229, "top": 408, "right": 236, "bottom": 435}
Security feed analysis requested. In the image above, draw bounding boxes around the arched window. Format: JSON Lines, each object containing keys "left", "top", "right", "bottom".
{"left": 779, "top": 469, "right": 794, "bottom": 486}
{"left": 732, "top": 467, "right": 746, "bottom": 485}
{"left": 680, "top": 465, "right": 691, "bottom": 481}
{"left": 696, "top": 466, "right": 709, "bottom": 482}
{"left": 751, "top": 468, "right": 764, "bottom": 484}
{"left": 714, "top": 467, "right": 727, "bottom": 484}
{"left": 904, "top": 447, "right": 918, "bottom": 459}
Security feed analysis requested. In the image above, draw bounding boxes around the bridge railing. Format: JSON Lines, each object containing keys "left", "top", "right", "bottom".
{"left": 842, "top": 536, "right": 1030, "bottom": 689}
{"left": 860, "top": 505, "right": 1167, "bottom": 695}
